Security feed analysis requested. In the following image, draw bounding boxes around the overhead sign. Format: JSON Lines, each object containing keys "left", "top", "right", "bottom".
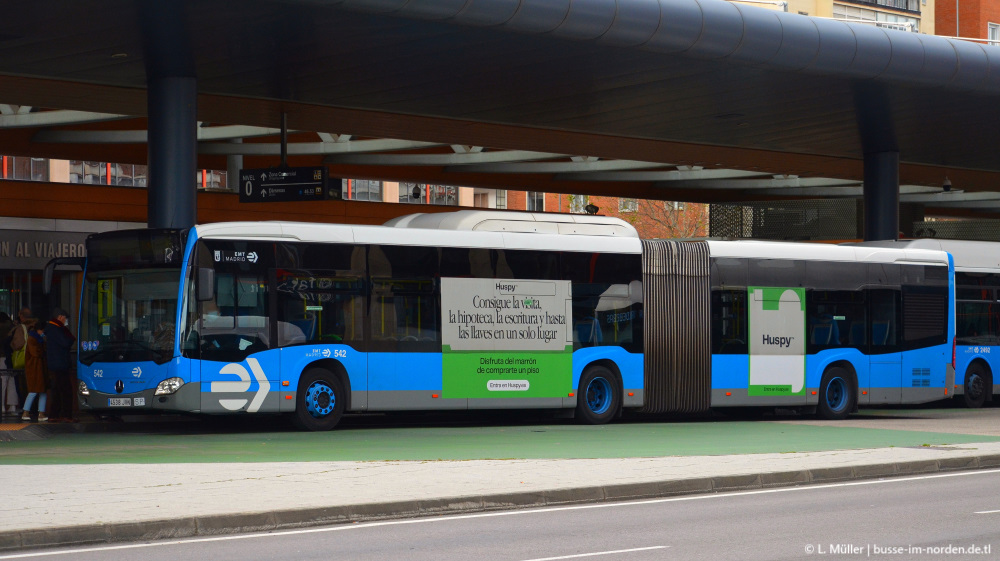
{"left": 239, "top": 167, "right": 342, "bottom": 203}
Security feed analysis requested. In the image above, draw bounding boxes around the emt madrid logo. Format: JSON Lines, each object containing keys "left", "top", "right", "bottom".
{"left": 210, "top": 358, "right": 270, "bottom": 412}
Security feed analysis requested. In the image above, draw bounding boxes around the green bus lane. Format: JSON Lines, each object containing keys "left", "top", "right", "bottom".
{"left": 2, "top": 412, "right": 998, "bottom": 465}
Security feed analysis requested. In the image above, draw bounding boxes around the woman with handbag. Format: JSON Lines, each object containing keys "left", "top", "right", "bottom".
{"left": 8, "top": 307, "right": 32, "bottom": 415}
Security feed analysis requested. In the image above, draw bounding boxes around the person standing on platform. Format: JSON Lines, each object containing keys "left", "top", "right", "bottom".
{"left": 0, "top": 312, "right": 14, "bottom": 415}
{"left": 7, "top": 308, "right": 32, "bottom": 415}
{"left": 44, "top": 308, "right": 76, "bottom": 423}
{"left": 21, "top": 319, "right": 48, "bottom": 422}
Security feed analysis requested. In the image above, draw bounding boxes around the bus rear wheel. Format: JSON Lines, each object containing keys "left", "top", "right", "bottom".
{"left": 963, "top": 363, "right": 989, "bottom": 409}
{"left": 576, "top": 366, "right": 620, "bottom": 425}
{"left": 817, "top": 367, "right": 855, "bottom": 421}
{"left": 294, "top": 368, "right": 346, "bottom": 431}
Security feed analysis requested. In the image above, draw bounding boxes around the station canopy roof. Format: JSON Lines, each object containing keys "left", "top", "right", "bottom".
{"left": 1, "top": 0, "right": 1000, "bottom": 216}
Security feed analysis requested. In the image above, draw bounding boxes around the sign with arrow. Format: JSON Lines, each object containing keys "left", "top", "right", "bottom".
{"left": 239, "top": 167, "right": 342, "bottom": 203}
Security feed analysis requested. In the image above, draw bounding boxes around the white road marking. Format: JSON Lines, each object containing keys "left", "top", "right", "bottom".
{"left": 974, "top": 509, "right": 1000, "bottom": 514}
{"left": 520, "top": 546, "right": 668, "bottom": 561}
{"left": 3, "top": 468, "right": 999, "bottom": 559}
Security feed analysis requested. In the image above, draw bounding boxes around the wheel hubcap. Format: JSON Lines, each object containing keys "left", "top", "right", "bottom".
{"left": 586, "top": 377, "right": 612, "bottom": 415}
{"left": 305, "top": 381, "right": 336, "bottom": 417}
{"left": 826, "top": 377, "right": 848, "bottom": 412}
{"left": 968, "top": 374, "right": 985, "bottom": 399}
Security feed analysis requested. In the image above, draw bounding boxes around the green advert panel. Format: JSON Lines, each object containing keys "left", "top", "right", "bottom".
{"left": 440, "top": 278, "right": 573, "bottom": 399}
{"left": 442, "top": 348, "right": 573, "bottom": 398}
{"left": 748, "top": 286, "right": 806, "bottom": 397}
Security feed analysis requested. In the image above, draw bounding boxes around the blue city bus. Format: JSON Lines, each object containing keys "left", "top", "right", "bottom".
{"left": 870, "top": 239, "right": 998, "bottom": 408}
{"left": 71, "top": 211, "right": 955, "bottom": 429}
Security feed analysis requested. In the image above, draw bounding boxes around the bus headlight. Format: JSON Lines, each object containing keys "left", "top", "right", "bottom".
{"left": 78, "top": 381, "right": 90, "bottom": 396}
{"left": 155, "top": 378, "right": 184, "bottom": 395}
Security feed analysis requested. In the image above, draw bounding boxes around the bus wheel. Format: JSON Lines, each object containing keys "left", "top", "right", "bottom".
{"left": 294, "top": 368, "right": 346, "bottom": 431}
{"left": 576, "top": 366, "right": 620, "bottom": 425}
{"left": 817, "top": 368, "right": 855, "bottom": 421}
{"left": 963, "top": 363, "right": 989, "bottom": 409}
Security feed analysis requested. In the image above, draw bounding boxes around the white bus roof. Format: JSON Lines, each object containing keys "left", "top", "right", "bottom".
{"left": 192, "top": 219, "right": 643, "bottom": 254}
{"left": 709, "top": 239, "right": 950, "bottom": 266}
{"left": 855, "top": 239, "right": 1000, "bottom": 272}
{"left": 383, "top": 210, "right": 639, "bottom": 238}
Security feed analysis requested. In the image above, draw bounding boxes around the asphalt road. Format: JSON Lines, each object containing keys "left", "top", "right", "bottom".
{"left": 5, "top": 467, "right": 998, "bottom": 561}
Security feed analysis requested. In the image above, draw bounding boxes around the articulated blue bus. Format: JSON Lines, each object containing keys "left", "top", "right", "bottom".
{"left": 72, "top": 211, "right": 955, "bottom": 429}
{"left": 871, "top": 239, "right": 999, "bottom": 408}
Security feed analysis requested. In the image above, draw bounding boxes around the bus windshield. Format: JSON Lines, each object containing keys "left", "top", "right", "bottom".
{"left": 79, "top": 229, "right": 186, "bottom": 365}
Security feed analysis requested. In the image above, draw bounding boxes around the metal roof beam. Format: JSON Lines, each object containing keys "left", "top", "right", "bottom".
{"left": 4, "top": 109, "right": 128, "bottom": 129}
{"left": 653, "top": 177, "right": 863, "bottom": 190}
{"left": 900, "top": 191, "right": 1000, "bottom": 203}
{"left": 206, "top": 138, "right": 448, "bottom": 156}
{"left": 324, "top": 149, "right": 564, "bottom": 165}
{"left": 560, "top": 168, "right": 772, "bottom": 182}
{"left": 32, "top": 124, "right": 284, "bottom": 143}
{"left": 448, "top": 159, "right": 670, "bottom": 173}
{"left": 753, "top": 185, "right": 941, "bottom": 197}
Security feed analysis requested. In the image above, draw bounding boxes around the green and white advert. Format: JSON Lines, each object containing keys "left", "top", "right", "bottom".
{"left": 441, "top": 278, "right": 573, "bottom": 399}
{"left": 748, "top": 286, "right": 806, "bottom": 396}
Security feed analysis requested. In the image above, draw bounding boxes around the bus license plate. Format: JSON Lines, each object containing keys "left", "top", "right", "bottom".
{"left": 108, "top": 398, "right": 132, "bottom": 407}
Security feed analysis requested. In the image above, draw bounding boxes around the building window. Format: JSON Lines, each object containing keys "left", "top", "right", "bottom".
{"left": 619, "top": 198, "right": 638, "bottom": 213}
{"left": 831, "top": 3, "right": 919, "bottom": 31}
{"left": 527, "top": 191, "right": 544, "bottom": 211}
{"left": 473, "top": 189, "right": 506, "bottom": 209}
{"left": 667, "top": 201, "right": 686, "bottom": 211}
{"left": 398, "top": 183, "right": 459, "bottom": 206}
{"left": 427, "top": 184, "right": 458, "bottom": 206}
{"left": 569, "top": 194, "right": 589, "bottom": 214}
{"left": 346, "top": 179, "right": 383, "bottom": 201}
{"left": 399, "top": 182, "right": 422, "bottom": 204}
{"left": 989, "top": 23, "right": 1000, "bottom": 45}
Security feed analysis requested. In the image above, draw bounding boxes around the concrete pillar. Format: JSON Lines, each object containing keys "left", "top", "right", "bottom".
{"left": 862, "top": 151, "right": 899, "bottom": 241}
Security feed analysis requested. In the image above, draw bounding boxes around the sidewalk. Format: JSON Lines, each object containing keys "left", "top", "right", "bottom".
{"left": 2, "top": 420, "right": 999, "bottom": 552}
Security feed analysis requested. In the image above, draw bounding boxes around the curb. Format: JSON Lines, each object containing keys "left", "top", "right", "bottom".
{"left": 4, "top": 453, "right": 1000, "bottom": 553}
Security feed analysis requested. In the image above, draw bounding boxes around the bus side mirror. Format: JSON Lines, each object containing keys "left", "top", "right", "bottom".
{"left": 196, "top": 268, "right": 216, "bottom": 301}
{"left": 44, "top": 257, "right": 86, "bottom": 295}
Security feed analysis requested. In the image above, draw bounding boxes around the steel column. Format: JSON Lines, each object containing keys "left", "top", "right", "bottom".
{"left": 863, "top": 151, "right": 899, "bottom": 241}
{"left": 147, "top": 76, "right": 197, "bottom": 229}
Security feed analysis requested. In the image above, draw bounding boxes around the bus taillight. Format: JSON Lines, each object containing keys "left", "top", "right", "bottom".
{"left": 952, "top": 336, "right": 957, "bottom": 370}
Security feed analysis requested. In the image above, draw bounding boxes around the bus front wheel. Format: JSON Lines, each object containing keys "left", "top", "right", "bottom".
{"left": 294, "top": 368, "right": 346, "bottom": 431}
{"left": 963, "top": 363, "right": 989, "bottom": 409}
{"left": 817, "top": 368, "right": 855, "bottom": 421}
{"left": 576, "top": 366, "right": 620, "bottom": 425}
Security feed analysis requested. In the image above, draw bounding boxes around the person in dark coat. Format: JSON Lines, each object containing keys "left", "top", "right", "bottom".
{"left": 44, "top": 308, "right": 76, "bottom": 423}
{"left": 22, "top": 319, "right": 48, "bottom": 422}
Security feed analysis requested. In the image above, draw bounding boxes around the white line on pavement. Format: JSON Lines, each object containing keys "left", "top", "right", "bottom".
{"left": 3, "top": 468, "right": 999, "bottom": 559}
{"left": 520, "top": 546, "right": 669, "bottom": 561}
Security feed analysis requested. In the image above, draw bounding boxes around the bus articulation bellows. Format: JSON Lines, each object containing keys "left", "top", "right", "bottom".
{"left": 74, "top": 211, "right": 955, "bottom": 430}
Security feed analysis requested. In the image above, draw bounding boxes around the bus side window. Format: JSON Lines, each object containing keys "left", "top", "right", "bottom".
{"left": 711, "top": 289, "right": 747, "bottom": 354}
{"left": 369, "top": 245, "right": 441, "bottom": 352}
{"left": 869, "top": 289, "right": 899, "bottom": 351}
